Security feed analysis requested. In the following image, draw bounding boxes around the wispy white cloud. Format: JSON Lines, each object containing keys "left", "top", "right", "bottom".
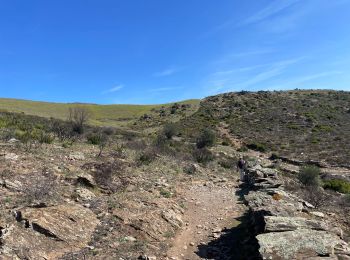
{"left": 211, "top": 64, "right": 269, "bottom": 77}
{"left": 212, "top": 49, "right": 275, "bottom": 65}
{"left": 153, "top": 67, "right": 181, "bottom": 77}
{"left": 241, "top": 0, "right": 302, "bottom": 26}
{"left": 265, "top": 71, "right": 343, "bottom": 90}
{"left": 102, "top": 84, "right": 124, "bottom": 94}
{"left": 205, "top": 57, "right": 305, "bottom": 95}
{"left": 148, "top": 86, "right": 184, "bottom": 92}
{"left": 230, "top": 49, "right": 274, "bottom": 58}
{"left": 206, "top": 0, "right": 302, "bottom": 36}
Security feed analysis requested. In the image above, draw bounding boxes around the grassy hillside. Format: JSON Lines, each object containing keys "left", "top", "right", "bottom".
{"left": 0, "top": 98, "right": 200, "bottom": 128}
{"left": 179, "top": 90, "right": 350, "bottom": 166}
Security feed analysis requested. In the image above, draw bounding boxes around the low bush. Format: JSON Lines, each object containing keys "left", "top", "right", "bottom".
{"left": 221, "top": 139, "right": 230, "bottom": 146}
{"left": 87, "top": 133, "right": 103, "bottom": 145}
{"left": 247, "top": 142, "right": 267, "bottom": 152}
{"left": 102, "top": 127, "right": 115, "bottom": 136}
{"left": 138, "top": 149, "right": 157, "bottom": 165}
{"left": 323, "top": 179, "right": 350, "bottom": 194}
{"left": 87, "top": 132, "right": 110, "bottom": 156}
{"left": 38, "top": 132, "right": 54, "bottom": 144}
{"left": 303, "top": 186, "right": 328, "bottom": 208}
{"left": 50, "top": 119, "right": 74, "bottom": 141}
{"left": 183, "top": 164, "right": 197, "bottom": 175}
{"left": 237, "top": 146, "right": 248, "bottom": 152}
{"left": 219, "top": 159, "right": 234, "bottom": 169}
{"left": 23, "top": 170, "right": 58, "bottom": 204}
{"left": 162, "top": 123, "right": 177, "bottom": 139}
{"left": 160, "top": 188, "right": 172, "bottom": 198}
{"left": 93, "top": 163, "right": 113, "bottom": 187}
{"left": 111, "top": 143, "right": 126, "bottom": 159}
{"left": 270, "top": 153, "right": 279, "bottom": 160}
{"left": 196, "top": 128, "right": 216, "bottom": 148}
{"left": 298, "top": 165, "right": 321, "bottom": 187}
{"left": 193, "top": 148, "right": 214, "bottom": 164}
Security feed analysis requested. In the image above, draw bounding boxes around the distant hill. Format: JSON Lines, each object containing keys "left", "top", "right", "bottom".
{"left": 0, "top": 98, "right": 200, "bottom": 128}
{"left": 179, "top": 90, "right": 350, "bottom": 166}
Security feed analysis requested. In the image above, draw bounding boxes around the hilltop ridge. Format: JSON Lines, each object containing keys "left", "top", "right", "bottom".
{"left": 178, "top": 89, "right": 350, "bottom": 166}
{"left": 0, "top": 97, "right": 200, "bottom": 128}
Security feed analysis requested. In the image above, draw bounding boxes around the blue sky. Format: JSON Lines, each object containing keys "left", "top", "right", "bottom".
{"left": 1, "top": 0, "right": 350, "bottom": 104}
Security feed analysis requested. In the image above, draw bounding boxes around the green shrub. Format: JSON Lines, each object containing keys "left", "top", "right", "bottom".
{"left": 247, "top": 142, "right": 267, "bottom": 152}
{"left": 102, "top": 127, "right": 115, "bottom": 136}
{"left": 237, "top": 146, "right": 248, "bottom": 152}
{"left": 323, "top": 179, "right": 350, "bottom": 194}
{"left": 219, "top": 159, "right": 233, "bottom": 169}
{"left": 163, "top": 123, "right": 177, "bottom": 139}
{"left": 15, "top": 130, "right": 34, "bottom": 150}
{"left": 87, "top": 132, "right": 109, "bottom": 156}
{"left": 87, "top": 133, "right": 103, "bottom": 145}
{"left": 160, "top": 188, "right": 172, "bottom": 198}
{"left": 270, "top": 153, "right": 279, "bottom": 160}
{"left": 196, "top": 128, "right": 216, "bottom": 148}
{"left": 138, "top": 149, "right": 157, "bottom": 165}
{"left": 183, "top": 164, "right": 197, "bottom": 175}
{"left": 312, "top": 125, "right": 333, "bottom": 133}
{"left": 62, "top": 141, "right": 72, "bottom": 148}
{"left": 298, "top": 165, "right": 321, "bottom": 187}
{"left": 38, "top": 132, "right": 54, "bottom": 144}
{"left": 193, "top": 148, "right": 214, "bottom": 164}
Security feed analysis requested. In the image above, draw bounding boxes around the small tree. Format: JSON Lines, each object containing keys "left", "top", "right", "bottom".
{"left": 196, "top": 128, "right": 216, "bottom": 148}
{"left": 68, "top": 107, "right": 90, "bottom": 134}
{"left": 51, "top": 119, "right": 73, "bottom": 141}
{"left": 87, "top": 131, "right": 109, "bottom": 157}
{"left": 97, "top": 133, "right": 109, "bottom": 157}
{"left": 298, "top": 165, "right": 321, "bottom": 187}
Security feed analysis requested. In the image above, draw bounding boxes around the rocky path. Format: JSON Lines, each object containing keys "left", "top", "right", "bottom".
{"left": 166, "top": 178, "right": 246, "bottom": 259}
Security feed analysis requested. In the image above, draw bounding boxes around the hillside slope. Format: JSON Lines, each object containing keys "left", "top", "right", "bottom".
{"left": 0, "top": 98, "right": 200, "bottom": 128}
{"left": 179, "top": 90, "right": 350, "bottom": 166}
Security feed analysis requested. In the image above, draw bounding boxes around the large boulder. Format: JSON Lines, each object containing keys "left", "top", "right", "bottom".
{"left": 257, "top": 229, "right": 350, "bottom": 259}
{"left": 245, "top": 189, "right": 303, "bottom": 217}
{"left": 264, "top": 216, "right": 343, "bottom": 237}
{"left": 1, "top": 203, "right": 99, "bottom": 259}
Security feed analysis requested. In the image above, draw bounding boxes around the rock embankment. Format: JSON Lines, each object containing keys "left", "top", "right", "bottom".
{"left": 243, "top": 164, "right": 350, "bottom": 259}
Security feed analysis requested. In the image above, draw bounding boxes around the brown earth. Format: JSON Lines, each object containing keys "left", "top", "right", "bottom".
{"left": 167, "top": 178, "right": 245, "bottom": 259}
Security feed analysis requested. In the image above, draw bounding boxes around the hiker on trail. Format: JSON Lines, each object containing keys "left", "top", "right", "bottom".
{"left": 237, "top": 157, "right": 246, "bottom": 182}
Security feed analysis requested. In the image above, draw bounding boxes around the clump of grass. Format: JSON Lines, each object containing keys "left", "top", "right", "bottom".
{"left": 160, "top": 188, "right": 172, "bottom": 198}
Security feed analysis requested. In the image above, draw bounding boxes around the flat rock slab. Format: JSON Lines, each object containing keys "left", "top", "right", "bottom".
{"left": 245, "top": 190, "right": 303, "bottom": 217}
{"left": 257, "top": 229, "right": 350, "bottom": 259}
{"left": 1, "top": 203, "right": 99, "bottom": 259}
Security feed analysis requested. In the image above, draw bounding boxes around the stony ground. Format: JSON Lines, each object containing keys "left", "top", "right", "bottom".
{"left": 0, "top": 136, "right": 349, "bottom": 260}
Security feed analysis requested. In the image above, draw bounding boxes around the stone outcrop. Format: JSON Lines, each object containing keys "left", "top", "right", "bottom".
{"left": 0, "top": 203, "right": 99, "bottom": 259}
{"left": 243, "top": 164, "right": 350, "bottom": 259}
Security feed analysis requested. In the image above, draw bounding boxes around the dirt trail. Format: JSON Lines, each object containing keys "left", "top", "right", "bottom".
{"left": 217, "top": 123, "right": 242, "bottom": 149}
{"left": 166, "top": 178, "right": 247, "bottom": 259}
